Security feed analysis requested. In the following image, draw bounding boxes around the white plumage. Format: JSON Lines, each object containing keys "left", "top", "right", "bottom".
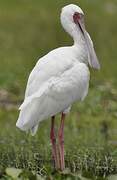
{"left": 16, "top": 4, "right": 100, "bottom": 136}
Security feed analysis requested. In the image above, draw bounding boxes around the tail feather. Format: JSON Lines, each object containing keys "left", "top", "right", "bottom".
{"left": 30, "top": 124, "right": 39, "bottom": 136}
{"left": 16, "top": 97, "right": 44, "bottom": 131}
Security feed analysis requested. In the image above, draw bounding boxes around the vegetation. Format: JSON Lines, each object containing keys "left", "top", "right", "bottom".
{"left": 0, "top": 0, "right": 116, "bottom": 179}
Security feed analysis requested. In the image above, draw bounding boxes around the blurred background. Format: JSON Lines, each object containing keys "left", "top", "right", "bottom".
{"left": 0, "top": 0, "right": 117, "bottom": 177}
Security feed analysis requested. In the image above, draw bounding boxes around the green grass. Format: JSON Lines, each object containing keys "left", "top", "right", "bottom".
{"left": 0, "top": 0, "right": 116, "bottom": 179}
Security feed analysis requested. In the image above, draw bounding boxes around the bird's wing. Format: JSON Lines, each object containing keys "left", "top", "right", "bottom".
{"left": 25, "top": 49, "right": 74, "bottom": 98}
{"left": 16, "top": 63, "right": 89, "bottom": 132}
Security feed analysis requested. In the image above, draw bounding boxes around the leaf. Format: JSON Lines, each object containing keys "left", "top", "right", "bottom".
{"left": 36, "top": 174, "right": 45, "bottom": 180}
{"left": 78, "top": 174, "right": 92, "bottom": 180}
{"left": 6, "top": 168, "right": 22, "bottom": 179}
{"left": 108, "top": 175, "right": 117, "bottom": 180}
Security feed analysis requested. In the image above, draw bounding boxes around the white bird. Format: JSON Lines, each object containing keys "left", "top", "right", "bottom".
{"left": 16, "top": 4, "right": 100, "bottom": 170}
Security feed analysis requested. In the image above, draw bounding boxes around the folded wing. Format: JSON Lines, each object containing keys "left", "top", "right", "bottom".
{"left": 16, "top": 63, "right": 89, "bottom": 133}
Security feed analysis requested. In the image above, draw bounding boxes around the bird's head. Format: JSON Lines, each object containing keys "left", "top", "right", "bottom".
{"left": 61, "top": 4, "right": 84, "bottom": 36}
{"left": 61, "top": 4, "right": 100, "bottom": 70}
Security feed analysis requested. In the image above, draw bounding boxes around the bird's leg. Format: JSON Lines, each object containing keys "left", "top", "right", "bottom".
{"left": 50, "top": 116, "right": 59, "bottom": 169}
{"left": 58, "top": 113, "right": 65, "bottom": 171}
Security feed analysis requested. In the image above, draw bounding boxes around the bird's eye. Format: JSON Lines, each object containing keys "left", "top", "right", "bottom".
{"left": 73, "top": 12, "right": 81, "bottom": 24}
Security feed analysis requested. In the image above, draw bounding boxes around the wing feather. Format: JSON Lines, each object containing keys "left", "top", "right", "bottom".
{"left": 16, "top": 63, "right": 90, "bottom": 131}
{"left": 25, "top": 49, "right": 74, "bottom": 97}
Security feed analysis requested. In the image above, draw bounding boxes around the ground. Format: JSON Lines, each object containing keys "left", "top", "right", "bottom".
{"left": 0, "top": 0, "right": 117, "bottom": 179}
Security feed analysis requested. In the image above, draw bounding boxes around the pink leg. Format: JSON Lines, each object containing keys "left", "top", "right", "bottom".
{"left": 50, "top": 116, "right": 59, "bottom": 169}
{"left": 58, "top": 113, "right": 65, "bottom": 171}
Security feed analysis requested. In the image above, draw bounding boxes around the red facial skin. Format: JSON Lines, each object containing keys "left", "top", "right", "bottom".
{"left": 73, "top": 12, "right": 80, "bottom": 24}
